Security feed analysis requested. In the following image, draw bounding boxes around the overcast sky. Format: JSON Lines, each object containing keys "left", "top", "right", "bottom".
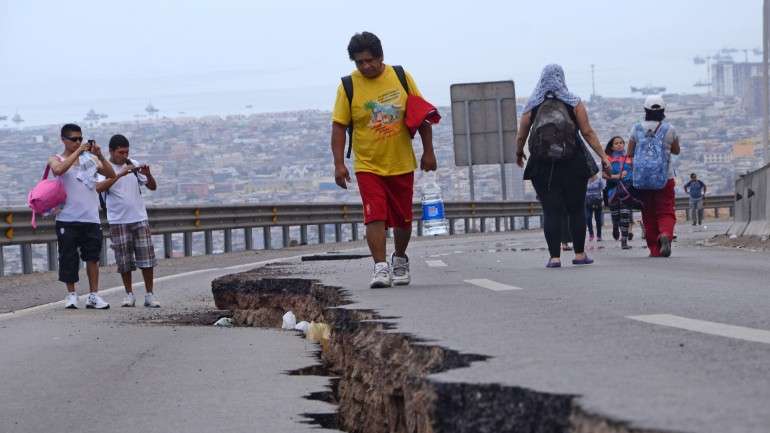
{"left": 0, "top": 0, "right": 763, "bottom": 123}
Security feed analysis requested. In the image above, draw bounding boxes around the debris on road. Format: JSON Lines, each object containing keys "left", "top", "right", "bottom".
{"left": 294, "top": 321, "right": 310, "bottom": 333}
{"left": 281, "top": 311, "right": 297, "bottom": 329}
{"left": 213, "top": 317, "right": 233, "bottom": 327}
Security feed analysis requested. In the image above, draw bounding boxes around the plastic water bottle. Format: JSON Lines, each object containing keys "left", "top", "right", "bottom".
{"left": 421, "top": 173, "right": 449, "bottom": 236}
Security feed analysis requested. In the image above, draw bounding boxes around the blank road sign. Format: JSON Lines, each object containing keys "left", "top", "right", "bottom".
{"left": 451, "top": 81, "right": 517, "bottom": 166}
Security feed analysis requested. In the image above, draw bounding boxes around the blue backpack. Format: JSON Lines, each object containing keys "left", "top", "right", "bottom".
{"left": 632, "top": 122, "right": 670, "bottom": 190}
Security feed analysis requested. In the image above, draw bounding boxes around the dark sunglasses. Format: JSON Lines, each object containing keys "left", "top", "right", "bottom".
{"left": 63, "top": 136, "right": 83, "bottom": 142}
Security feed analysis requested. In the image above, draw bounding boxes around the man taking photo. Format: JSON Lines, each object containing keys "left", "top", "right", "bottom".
{"left": 96, "top": 134, "right": 160, "bottom": 308}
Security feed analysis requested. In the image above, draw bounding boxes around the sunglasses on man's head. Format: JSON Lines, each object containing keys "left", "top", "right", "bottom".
{"left": 63, "top": 136, "right": 83, "bottom": 142}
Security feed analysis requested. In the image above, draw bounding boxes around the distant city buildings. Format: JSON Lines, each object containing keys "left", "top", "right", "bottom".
{"left": 0, "top": 93, "right": 766, "bottom": 209}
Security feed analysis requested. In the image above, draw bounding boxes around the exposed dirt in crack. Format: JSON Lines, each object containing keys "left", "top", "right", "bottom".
{"left": 211, "top": 268, "right": 671, "bottom": 433}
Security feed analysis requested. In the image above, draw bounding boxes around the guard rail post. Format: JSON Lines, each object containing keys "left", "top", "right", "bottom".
{"left": 100, "top": 238, "right": 108, "bottom": 266}
{"left": 282, "top": 226, "right": 290, "bottom": 248}
{"left": 351, "top": 223, "right": 359, "bottom": 241}
{"left": 21, "top": 244, "right": 33, "bottom": 274}
{"left": 0, "top": 245, "right": 4, "bottom": 277}
{"left": 300, "top": 225, "right": 308, "bottom": 245}
{"left": 480, "top": 218, "right": 487, "bottom": 233}
{"left": 263, "top": 227, "right": 272, "bottom": 250}
{"left": 464, "top": 218, "right": 471, "bottom": 234}
{"left": 224, "top": 229, "right": 233, "bottom": 253}
{"left": 183, "top": 232, "right": 193, "bottom": 257}
{"left": 318, "top": 224, "right": 325, "bottom": 244}
{"left": 449, "top": 218, "right": 456, "bottom": 235}
{"left": 47, "top": 241, "right": 57, "bottom": 271}
{"left": 204, "top": 230, "right": 213, "bottom": 255}
{"left": 163, "top": 233, "right": 173, "bottom": 259}
{"left": 244, "top": 228, "right": 254, "bottom": 250}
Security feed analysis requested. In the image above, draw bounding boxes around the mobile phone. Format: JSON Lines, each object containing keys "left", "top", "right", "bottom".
{"left": 86, "top": 139, "right": 95, "bottom": 151}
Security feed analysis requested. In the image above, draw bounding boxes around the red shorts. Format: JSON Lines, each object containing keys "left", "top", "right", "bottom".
{"left": 356, "top": 171, "right": 414, "bottom": 228}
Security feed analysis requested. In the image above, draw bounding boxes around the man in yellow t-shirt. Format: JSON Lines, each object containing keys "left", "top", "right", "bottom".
{"left": 331, "top": 31, "right": 437, "bottom": 289}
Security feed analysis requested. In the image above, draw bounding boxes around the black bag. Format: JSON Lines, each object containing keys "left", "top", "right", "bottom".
{"left": 528, "top": 95, "right": 578, "bottom": 161}
{"left": 341, "top": 65, "right": 409, "bottom": 159}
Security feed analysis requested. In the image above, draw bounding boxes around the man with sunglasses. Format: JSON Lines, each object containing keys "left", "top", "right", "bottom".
{"left": 48, "top": 123, "right": 116, "bottom": 309}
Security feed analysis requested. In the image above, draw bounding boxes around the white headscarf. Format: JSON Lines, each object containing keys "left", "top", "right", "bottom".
{"left": 523, "top": 64, "right": 581, "bottom": 114}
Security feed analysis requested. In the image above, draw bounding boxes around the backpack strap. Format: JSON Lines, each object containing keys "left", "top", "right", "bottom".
{"left": 341, "top": 65, "right": 409, "bottom": 159}
{"left": 341, "top": 75, "right": 354, "bottom": 158}
{"left": 392, "top": 65, "right": 410, "bottom": 95}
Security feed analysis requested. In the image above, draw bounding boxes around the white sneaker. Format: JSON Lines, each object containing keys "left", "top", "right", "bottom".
{"left": 369, "top": 262, "right": 392, "bottom": 289}
{"left": 64, "top": 292, "right": 79, "bottom": 309}
{"left": 121, "top": 293, "right": 136, "bottom": 307}
{"left": 86, "top": 293, "right": 110, "bottom": 309}
{"left": 144, "top": 293, "right": 160, "bottom": 308}
{"left": 390, "top": 253, "right": 411, "bottom": 286}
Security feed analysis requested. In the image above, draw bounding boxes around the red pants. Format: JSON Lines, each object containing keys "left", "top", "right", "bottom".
{"left": 355, "top": 171, "right": 414, "bottom": 229}
{"left": 640, "top": 178, "right": 676, "bottom": 256}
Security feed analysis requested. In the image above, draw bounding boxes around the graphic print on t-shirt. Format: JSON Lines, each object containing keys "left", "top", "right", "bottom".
{"left": 365, "top": 88, "right": 403, "bottom": 137}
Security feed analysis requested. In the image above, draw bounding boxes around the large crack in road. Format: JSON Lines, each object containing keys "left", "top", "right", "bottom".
{"left": 211, "top": 266, "right": 670, "bottom": 433}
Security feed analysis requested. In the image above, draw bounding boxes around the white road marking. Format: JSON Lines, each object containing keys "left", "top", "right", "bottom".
{"left": 628, "top": 314, "right": 770, "bottom": 345}
{"left": 425, "top": 260, "right": 448, "bottom": 268}
{"left": 0, "top": 254, "right": 310, "bottom": 323}
{"left": 464, "top": 279, "right": 523, "bottom": 292}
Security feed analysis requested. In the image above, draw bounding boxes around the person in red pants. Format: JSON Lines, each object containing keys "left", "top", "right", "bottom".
{"left": 627, "top": 96, "right": 680, "bottom": 257}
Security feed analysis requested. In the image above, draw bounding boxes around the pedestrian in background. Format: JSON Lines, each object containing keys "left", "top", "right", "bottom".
{"left": 684, "top": 173, "right": 707, "bottom": 226}
{"left": 628, "top": 95, "right": 680, "bottom": 257}
{"left": 585, "top": 174, "right": 605, "bottom": 243}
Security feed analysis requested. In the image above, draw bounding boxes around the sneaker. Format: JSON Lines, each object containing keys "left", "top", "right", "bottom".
{"left": 390, "top": 253, "right": 411, "bottom": 286}
{"left": 144, "top": 293, "right": 161, "bottom": 308}
{"left": 121, "top": 293, "right": 136, "bottom": 308}
{"left": 659, "top": 235, "right": 672, "bottom": 258}
{"left": 369, "top": 262, "right": 392, "bottom": 289}
{"left": 64, "top": 292, "right": 79, "bottom": 309}
{"left": 621, "top": 239, "right": 632, "bottom": 250}
{"left": 86, "top": 293, "right": 110, "bottom": 309}
{"left": 627, "top": 232, "right": 634, "bottom": 241}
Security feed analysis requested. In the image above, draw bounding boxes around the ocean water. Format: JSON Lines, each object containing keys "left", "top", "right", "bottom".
{"left": 0, "top": 86, "right": 334, "bottom": 128}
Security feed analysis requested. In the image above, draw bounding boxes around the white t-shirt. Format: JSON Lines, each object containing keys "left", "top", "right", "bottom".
{"left": 100, "top": 161, "right": 149, "bottom": 224}
{"left": 630, "top": 121, "right": 679, "bottom": 179}
{"left": 55, "top": 155, "right": 101, "bottom": 224}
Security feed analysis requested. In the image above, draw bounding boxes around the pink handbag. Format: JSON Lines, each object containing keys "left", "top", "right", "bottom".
{"left": 27, "top": 159, "right": 67, "bottom": 229}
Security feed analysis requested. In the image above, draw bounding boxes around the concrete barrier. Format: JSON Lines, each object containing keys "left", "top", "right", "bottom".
{"left": 729, "top": 164, "right": 770, "bottom": 237}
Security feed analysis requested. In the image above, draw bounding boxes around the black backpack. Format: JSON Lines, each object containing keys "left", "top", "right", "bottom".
{"left": 341, "top": 65, "right": 410, "bottom": 158}
{"left": 528, "top": 94, "right": 578, "bottom": 161}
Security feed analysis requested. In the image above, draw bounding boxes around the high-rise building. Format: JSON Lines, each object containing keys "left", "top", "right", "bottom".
{"left": 711, "top": 61, "right": 762, "bottom": 98}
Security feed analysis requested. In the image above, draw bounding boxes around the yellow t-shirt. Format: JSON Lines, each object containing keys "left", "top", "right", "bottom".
{"left": 332, "top": 65, "right": 422, "bottom": 176}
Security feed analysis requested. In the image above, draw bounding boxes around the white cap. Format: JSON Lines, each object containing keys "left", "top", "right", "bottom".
{"left": 644, "top": 95, "right": 666, "bottom": 110}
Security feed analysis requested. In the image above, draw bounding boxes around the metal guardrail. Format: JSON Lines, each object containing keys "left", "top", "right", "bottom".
{"left": 0, "top": 195, "right": 734, "bottom": 276}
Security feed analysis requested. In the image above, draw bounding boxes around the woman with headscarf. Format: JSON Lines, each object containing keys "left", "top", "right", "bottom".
{"left": 516, "top": 64, "right": 609, "bottom": 268}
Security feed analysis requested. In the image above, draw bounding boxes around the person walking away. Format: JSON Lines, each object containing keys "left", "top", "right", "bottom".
{"left": 604, "top": 136, "right": 635, "bottom": 250}
{"left": 627, "top": 95, "right": 680, "bottom": 257}
{"left": 684, "top": 173, "right": 706, "bottom": 226}
{"left": 330, "top": 32, "right": 437, "bottom": 288}
{"left": 48, "top": 124, "right": 117, "bottom": 309}
{"left": 516, "top": 64, "right": 610, "bottom": 268}
{"left": 585, "top": 174, "right": 605, "bottom": 243}
{"left": 96, "top": 134, "right": 160, "bottom": 308}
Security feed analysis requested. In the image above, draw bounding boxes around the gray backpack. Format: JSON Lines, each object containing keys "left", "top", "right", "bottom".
{"left": 528, "top": 94, "right": 578, "bottom": 161}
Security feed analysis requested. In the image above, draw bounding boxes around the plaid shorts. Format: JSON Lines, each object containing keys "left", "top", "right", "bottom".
{"left": 110, "top": 220, "right": 157, "bottom": 273}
